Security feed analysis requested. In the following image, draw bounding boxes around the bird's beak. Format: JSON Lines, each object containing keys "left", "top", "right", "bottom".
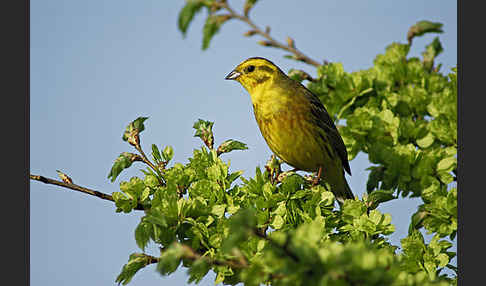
{"left": 225, "top": 70, "right": 241, "bottom": 80}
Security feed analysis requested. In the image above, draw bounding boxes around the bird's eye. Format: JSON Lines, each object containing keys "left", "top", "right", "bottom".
{"left": 245, "top": 65, "right": 255, "bottom": 73}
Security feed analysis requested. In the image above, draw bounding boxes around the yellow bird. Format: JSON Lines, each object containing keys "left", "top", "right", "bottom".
{"left": 225, "top": 57, "right": 354, "bottom": 203}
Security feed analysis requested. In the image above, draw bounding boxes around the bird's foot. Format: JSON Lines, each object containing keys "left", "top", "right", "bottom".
{"left": 311, "top": 166, "right": 323, "bottom": 187}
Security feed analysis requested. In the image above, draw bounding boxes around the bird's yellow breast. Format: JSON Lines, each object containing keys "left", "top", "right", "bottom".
{"left": 250, "top": 83, "right": 336, "bottom": 172}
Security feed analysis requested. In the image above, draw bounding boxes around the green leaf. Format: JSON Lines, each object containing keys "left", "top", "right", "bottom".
{"left": 107, "top": 152, "right": 140, "bottom": 182}
{"left": 207, "top": 163, "right": 225, "bottom": 181}
{"left": 202, "top": 15, "right": 231, "bottom": 50}
{"left": 436, "top": 253, "right": 449, "bottom": 268}
{"left": 177, "top": 0, "right": 205, "bottom": 36}
{"left": 401, "top": 230, "right": 426, "bottom": 272}
{"left": 422, "top": 37, "right": 443, "bottom": 70}
{"left": 280, "top": 173, "right": 304, "bottom": 195}
{"left": 216, "top": 139, "right": 248, "bottom": 155}
{"left": 407, "top": 20, "right": 443, "bottom": 43}
{"left": 221, "top": 208, "right": 256, "bottom": 253}
{"left": 115, "top": 253, "right": 154, "bottom": 285}
{"left": 193, "top": 119, "right": 215, "bottom": 149}
{"left": 151, "top": 144, "right": 162, "bottom": 162}
{"left": 135, "top": 220, "right": 151, "bottom": 251}
{"left": 319, "top": 190, "right": 335, "bottom": 206}
{"left": 227, "top": 170, "right": 244, "bottom": 184}
{"left": 112, "top": 191, "right": 136, "bottom": 213}
{"left": 416, "top": 132, "right": 435, "bottom": 149}
{"left": 366, "top": 189, "right": 396, "bottom": 209}
{"left": 262, "top": 182, "right": 274, "bottom": 200}
{"left": 366, "top": 166, "right": 384, "bottom": 192}
{"left": 273, "top": 202, "right": 287, "bottom": 216}
{"left": 187, "top": 258, "right": 211, "bottom": 283}
{"left": 120, "top": 177, "right": 146, "bottom": 201}
{"left": 409, "top": 210, "right": 427, "bottom": 234}
{"left": 157, "top": 244, "right": 185, "bottom": 275}
{"left": 144, "top": 174, "right": 160, "bottom": 189}
{"left": 290, "top": 189, "right": 308, "bottom": 200}
{"left": 436, "top": 156, "right": 456, "bottom": 172}
{"left": 145, "top": 209, "right": 168, "bottom": 227}
{"left": 140, "top": 187, "right": 151, "bottom": 203}
{"left": 271, "top": 214, "right": 285, "bottom": 230}
{"left": 211, "top": 204, "right": 226, "bottom": 218}
{"left": 162, "top": 145, "right": 174, "bottom": 162}
{"left": 437, "top": 171, "right": 454, "bottom": 184}
{"left": 122, "top": 117, "right": 149, "bottom": 146}
{"left": 214, "top": 271, "right": 225, "bottom": 285}
{"left": 293, "top": 217, "right": 325, "bottom": 252}
{"left": 342, "top": 200, "right": 368, "bottom": 222}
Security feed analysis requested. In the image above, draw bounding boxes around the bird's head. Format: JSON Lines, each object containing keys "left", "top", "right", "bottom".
{"left": 225, "top": 57, "right": 283, "bottom": 94}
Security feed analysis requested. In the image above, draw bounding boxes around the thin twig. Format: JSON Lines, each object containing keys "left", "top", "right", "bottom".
{"left": 152, "top": 244, "right": 248, "bottom": 269}
{"left": 135, "top": 145, "right": 158, "bottom": 174}
{"left": 30, "top": 174, "right": 145, "bottom": 211}
{"left": 134, "top": 143, "right": 165, "bottom": 186}
{"left": 217, "top": 1, "right": 324, "bottom": 67}
{"left": 141, "top": 253, "right": 160, "bottom": 265}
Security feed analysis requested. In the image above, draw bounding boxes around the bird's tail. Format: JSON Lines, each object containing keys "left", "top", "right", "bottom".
{"left": 332, "top": 175, "right": 354, "bottom": 205}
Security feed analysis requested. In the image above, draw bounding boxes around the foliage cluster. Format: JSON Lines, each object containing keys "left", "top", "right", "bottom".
{"left": 106, "top": 1, "right": 457, "bottom": 285}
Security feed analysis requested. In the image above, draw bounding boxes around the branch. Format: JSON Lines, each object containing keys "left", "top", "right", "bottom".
{"left": 181, "top": 244, "right": 248, "bottom": 269}
{"left": 217, "top": 1, "right": 324, "bottom": 67}
{"left": 148, "top": 244, "right": 248, "bottom": 269}
{"left": 134, "top": 143, "right": 160, "bottom": 177}
{"left": 30, "top": 174, "right": 145, "bottom": 211}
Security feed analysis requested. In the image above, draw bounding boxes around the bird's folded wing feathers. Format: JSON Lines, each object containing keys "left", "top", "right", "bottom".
{"left": 305, "top": 88, "right": 352, "bottom": 176}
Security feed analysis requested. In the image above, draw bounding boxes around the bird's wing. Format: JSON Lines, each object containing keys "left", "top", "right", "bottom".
{"left": 303, "top": 86, "right": 352, "bottom": 176}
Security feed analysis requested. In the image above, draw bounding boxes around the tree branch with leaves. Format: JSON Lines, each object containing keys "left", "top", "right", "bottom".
{"left": 30, "top": 1, "right": 457, "bottom": 285}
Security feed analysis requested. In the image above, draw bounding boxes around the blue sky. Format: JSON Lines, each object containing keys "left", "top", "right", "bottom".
{"left": 30, "top": 1, "right": 456, "bottom": 285}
